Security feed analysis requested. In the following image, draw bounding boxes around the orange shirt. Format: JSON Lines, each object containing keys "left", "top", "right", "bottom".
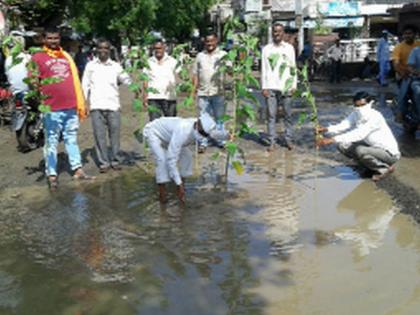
{"left": 392, "top": 41, "right": 420, "bottom": 66}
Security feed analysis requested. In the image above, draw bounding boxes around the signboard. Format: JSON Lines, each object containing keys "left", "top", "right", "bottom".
{"left": 319, "top": 2, "right": 360, "bottom": 17}
{"left": 246, "top": 0, "right": 262, "bottom": 12}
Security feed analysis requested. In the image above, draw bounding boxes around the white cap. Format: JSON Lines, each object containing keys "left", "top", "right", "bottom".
{"left": 199, "top": 112, "right": 216, "bottom": 134}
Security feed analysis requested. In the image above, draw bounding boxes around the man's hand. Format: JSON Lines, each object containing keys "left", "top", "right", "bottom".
{"left": 315, "top": 126, "right": 328, "bottom": 134}
{"left": 176, "top": 184, "right": 186, "bottom": 206}
{"left": 316, "top": 137, "right": 335, "bottom": 147}
{"left": 262, "top": 89, "right": 270, "bottom": 98}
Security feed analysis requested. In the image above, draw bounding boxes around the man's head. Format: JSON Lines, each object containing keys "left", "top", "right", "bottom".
{"left": 335, "top": 39, "right": 340, "bottom": 46}
{"left": 153, "top": 39, "right": 166, "bottom": 60}
{"left": 196, "top": 112, "right": 216, "bottom": 140}
{"left": 353, "top": 91, "right": 373, "bottom": 107}
{"left": 43, "top": 26, "right": 61, "bottom": 50}
{"left": 272, "top": 22, "right": 284, "bottom": 44}
{"left": 204, "top": 31, "right": 218, "bottom": 53}
{"left": 402, "top": 24, "right": 418, "bottom": 45}
{"left": 96, "top": 38, "right": 111, "bottom": 62}
{"left": 382, "top": 30, "right": 388, "bottom": 39}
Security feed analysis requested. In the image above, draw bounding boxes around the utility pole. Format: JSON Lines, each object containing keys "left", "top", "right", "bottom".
{"left": 295, "top": 0, "right": 304, "bottom": 54}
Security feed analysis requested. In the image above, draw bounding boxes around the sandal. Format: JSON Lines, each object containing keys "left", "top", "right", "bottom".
{"left": 73, "top": 168, "right": 96, "bottom": 180}
{"left": 47, "top": 176, "right": 58, "bottom": 190}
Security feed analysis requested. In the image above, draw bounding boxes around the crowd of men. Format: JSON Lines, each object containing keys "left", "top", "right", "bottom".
{"left": 3, "top": 22, "right": 419, "bottom": 204}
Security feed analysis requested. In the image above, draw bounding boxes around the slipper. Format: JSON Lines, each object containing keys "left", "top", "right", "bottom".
{"left": 99, "top": 166, "right": 110, "bottom": 173}
{"left": 73, "top": 168, "right": 96, "bottom": 180}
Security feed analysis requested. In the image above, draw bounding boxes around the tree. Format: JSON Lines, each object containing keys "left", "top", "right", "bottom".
{"left": 154, "top": 0, "right": 214, "bottom": 41}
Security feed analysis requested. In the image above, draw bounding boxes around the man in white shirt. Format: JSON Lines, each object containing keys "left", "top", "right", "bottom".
{"left": 261, "top": 22, "right": 297, "bottom": 151}
{"left": 4, "top": 34, "right": 29, "bottom": 97}
{"left": 143, "top": 112, "right": 223, "bottom": 205}
{"left": 316, "top": 91, "right": 400, "bottom": 181}
{"left": 143, "top": 39, "right": 178, "bottom": 121}
{"left": 327, "top": 39, "right": 344, "bottom": 83}
{"left": 82, "top": 38, "right": 132, "bottom": 173}
{"left": 192, "top": 31, "right": 227, "bottom": 152}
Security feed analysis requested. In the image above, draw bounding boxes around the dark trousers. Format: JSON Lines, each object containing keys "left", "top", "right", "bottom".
{"left": 91, "top": 110, "right": 121, "bottom": 168}
{"left": 148, "top": 99, "right": 177, "bottom": 121}
{"left": 330, "top": 60, "right": 341, "bottom": 83}
{"left": 266, "top": 90, "right": 293, "bottom": 145}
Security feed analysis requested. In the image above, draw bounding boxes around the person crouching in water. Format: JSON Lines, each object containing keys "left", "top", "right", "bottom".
{"left": 143, "top": 112, "right": 224, "bottom": 205}
{"left": 316, "top": 91, "right": 400, "bottom": 181}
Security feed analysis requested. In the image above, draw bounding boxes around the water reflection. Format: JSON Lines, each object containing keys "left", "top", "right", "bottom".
{"left": 2, "top": 151, "right": 420, "bottom": 314}
{"left": 334, "top": 181, "right": 397, "bottom": 259}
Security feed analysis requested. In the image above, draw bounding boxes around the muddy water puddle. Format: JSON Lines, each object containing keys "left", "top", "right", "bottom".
{"left": 1, "top": 151, "right": 420, "bottom": 315}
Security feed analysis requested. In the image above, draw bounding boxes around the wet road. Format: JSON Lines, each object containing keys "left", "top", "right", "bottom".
{"left": 1, "top": 80, "right": 420, "bottom": 315}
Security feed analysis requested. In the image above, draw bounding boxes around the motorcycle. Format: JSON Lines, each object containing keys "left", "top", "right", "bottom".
{"left": 12, "top": 92, "right": 44, "bottom": 152}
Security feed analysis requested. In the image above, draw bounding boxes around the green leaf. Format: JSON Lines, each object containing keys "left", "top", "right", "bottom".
{"left": 146, "top": 87, "right": 160, "bottom": 94}
{"left": 236, "top": 82, "right": 247, "bottom": 98}
{"left": 228, "top": 49, "right": 237, "bottom": 62}
{"left": 132, "top": 99, "right": 143, "bottom": 111}
{"left": 225, "top": 142, "right": 237, "bottom": 157}
{"left": 211, "top": 152, "right": 220, "bottom": 160}
{"left": 148, "top": 104, "right": 160, "bottom": 113}
{"left": 40, "top": 77, "right": 62, "bottom": 85}
{"left": 220, "top": 114, "right": 233, "bottom": 122}
{"left": 283, "top": 78, "right": 294, "bottom": 93}
{"left": 38, "top": 104, "right": 51, "bottom": 113}
{"left": 268, "top": 53, "right": 280, "bottom": 71}
{"left": 128, "top": 82, "right": 140, "bottom": 92}
{"left": 246, "top": 74, "right": 260, "bottom": 89}
{"left": 297, "top": 112, "right": 307, "bottom": 126}
{"left": 28, "top": 47, "right": 43, "bottom": 55}
{"left": 139, "top": 72, "right": 149, "bottom": 82}
{"left": 232, "top": 160, "right": 244, "bottom": 175}
{"left": 180, "top": 96, "right": 193, "bottom": 108}
{"left": 279, "top": 62, "right": 287, "bottom": 79}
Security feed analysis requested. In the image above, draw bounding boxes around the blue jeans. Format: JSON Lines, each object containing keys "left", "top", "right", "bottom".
{"left": 411, "top": 79, "right": 420, "bottom": 123}
{"left": 398, "top": 78, "right": 411, "bottom": 116}
{"left": 43, "top": 109, "right": 82, "bottom": 176}
{"left": 198, "top": 95, "right": 225, "bottom": 147}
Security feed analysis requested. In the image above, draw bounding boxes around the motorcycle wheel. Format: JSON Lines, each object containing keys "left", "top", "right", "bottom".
{"left": 16, "top": 120, "right": 44, "bottom": 152}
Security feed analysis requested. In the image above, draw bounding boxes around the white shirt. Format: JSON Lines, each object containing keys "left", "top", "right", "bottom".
{"left": 5, "top": 53, "right": 30, "bottom": 95}
{"left": 261, "top": 42, "right": 297, "bottom": 92}
{"left": 82, "top": 58, "right": 131, "bottom": 111}
{"left": 143, "top": 117, "right": 196, "bottom": 185}
{"left": 144, "top": 54, "right": 177, "bottom": 100}
{"left": 193, "top": 48, "right": 226, "bottom": 96}
{"left": 327, "top": 105, "right": 400, "bottom": 157}
{"left": 327, "top": 45, "right": 344, "bottom": 62}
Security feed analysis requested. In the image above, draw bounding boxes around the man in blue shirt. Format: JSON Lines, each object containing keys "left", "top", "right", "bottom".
{"left": 407, "top": 46, "right": 420, "bottom": 127}
{"left": 376, "top": 30, "right": 390, "bottom": 86}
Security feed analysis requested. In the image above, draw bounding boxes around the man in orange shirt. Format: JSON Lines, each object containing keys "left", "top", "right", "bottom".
{"left": 392, "top": 24, "right": 420, "bottom": 121}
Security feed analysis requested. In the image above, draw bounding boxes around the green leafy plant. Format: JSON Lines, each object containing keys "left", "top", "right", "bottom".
{"left": 1, "top": 35, "right": 60, "bottom": 113}
{"left": 218, "top": 17, "right": 261, "bottom": 177}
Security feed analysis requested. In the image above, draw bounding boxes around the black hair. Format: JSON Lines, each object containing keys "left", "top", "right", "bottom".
{"left": 272, "top": 21, "right": 284, "bottom": 30}
{"left": 153, "top": 38, "right": 165, "bottom": 46}
{"left": 402, "top": 24, "right": 418, "bottom": 34}
{"left": 96, "top": 37, "right": 111, "bottom": 48}
{"left": 353, "top": 91, "right": 372, "bottom": 103}
{"left": 204, "top": 31, "right": 218, "bottom": 39}
{"left": 43, "top": 25, "right": 60, "bottom": 36}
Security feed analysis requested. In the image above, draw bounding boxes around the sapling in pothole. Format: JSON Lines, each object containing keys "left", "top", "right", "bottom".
{"left": 216, "top": 17, "right": 261, "bottom": 178}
